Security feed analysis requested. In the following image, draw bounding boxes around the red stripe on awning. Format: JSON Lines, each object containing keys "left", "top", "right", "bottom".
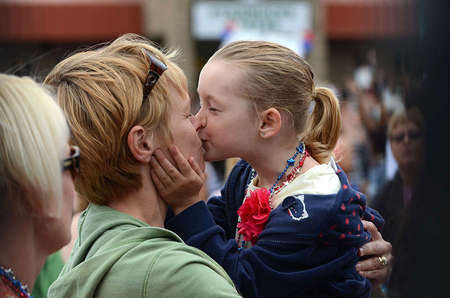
{"left": 325, "top": 0, "right": 417, "bottom": 39}
{"left": 0, "top": 2, "right": 143, "bottom": 42}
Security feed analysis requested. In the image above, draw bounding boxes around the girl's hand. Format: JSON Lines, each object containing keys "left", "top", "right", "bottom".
{"left": 356, "top": 220, "right": 393, "bottom": 287}
{"left": 150, "top": 145, "right": 206, "bottom": 215}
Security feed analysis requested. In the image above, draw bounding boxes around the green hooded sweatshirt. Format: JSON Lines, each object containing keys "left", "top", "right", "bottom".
{"left": 48, "top": 204, "right": 241, "bottom": 298}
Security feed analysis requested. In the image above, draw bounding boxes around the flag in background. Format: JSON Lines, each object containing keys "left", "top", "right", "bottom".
{"left": 220, "top": 20, "right": 237, "bottom": 44}
{"left": 303, "top": 29, "right": 314, "bottom": 55}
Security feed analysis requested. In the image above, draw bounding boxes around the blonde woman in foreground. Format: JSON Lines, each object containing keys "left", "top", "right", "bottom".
{"left": 0, "top": 74, "right": 77, "bottom": 297}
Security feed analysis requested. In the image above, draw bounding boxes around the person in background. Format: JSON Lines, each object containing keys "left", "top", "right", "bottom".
{"left": 334, "top": 87, "right": 371, "bottom": 194}
{"left": 0, "top": 74, "right": 77, "bottom": 298}
{"left": 370, "top": 105, "right": 426, "bottom": 297}
{"left": 44, "top": 33, "right": 240, "bottom": 298}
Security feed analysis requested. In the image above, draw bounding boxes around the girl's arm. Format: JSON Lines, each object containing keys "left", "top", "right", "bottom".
{"left": 152, "top": 146, "right": 390, "bottom": 297}
{"left": 150, "top": 145, "right": 244, "bottom": 236}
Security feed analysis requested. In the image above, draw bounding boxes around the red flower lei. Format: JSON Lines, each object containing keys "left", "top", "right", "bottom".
{"left": 237, "top": 187, "right": 271, "bottom": 245}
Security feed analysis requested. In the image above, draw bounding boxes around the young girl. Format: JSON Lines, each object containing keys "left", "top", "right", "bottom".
{"left": 151, "top": 41, "right": 389, "bottom": 298}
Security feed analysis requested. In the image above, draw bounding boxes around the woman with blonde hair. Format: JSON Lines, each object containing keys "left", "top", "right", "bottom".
{"left": 151, "top": 40, "right": 393, "bottom": 297}
{"left": 44, "top": 33, "right": 240, "bottom": 297}
{"left": 0, "top": 74, "right": 77, "bottom": 297}
{"left": 371, "top": 105, "right": 426, "bottom": 297}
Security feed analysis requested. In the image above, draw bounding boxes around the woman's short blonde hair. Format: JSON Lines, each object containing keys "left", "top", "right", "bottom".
{"left": 0, "top": 74, "right": 69, "bottom": 214}
{"left": 44, "top": 33, "right": 188, "bottom": 205}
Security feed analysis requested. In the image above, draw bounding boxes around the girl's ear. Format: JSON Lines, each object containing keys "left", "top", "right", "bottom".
{"left": 258, "top": 108, "right": 281, "bottom": 138}
{"left": 127, "top": 125, "right": 154, "bottom": 163}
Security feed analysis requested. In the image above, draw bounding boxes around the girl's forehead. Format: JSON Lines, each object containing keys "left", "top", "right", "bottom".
{"left": 205, "top": 59, "right": 244, "bottom": 76}
{"left": 199, "top": 61, "right": 245, "bottom": 94}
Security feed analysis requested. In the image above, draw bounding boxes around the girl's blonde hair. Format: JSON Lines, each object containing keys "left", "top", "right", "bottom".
{"left": 0, "top": 74, "right": 69, "bottom": 214}
{"left": 211, "top": 41, "right": 341, "bottom": 164}
{"left": 44, "top": 33, "right": 188, "bottom": 205}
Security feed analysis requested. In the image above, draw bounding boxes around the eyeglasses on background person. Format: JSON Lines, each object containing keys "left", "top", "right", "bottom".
{"left": 390, "top": 130, "right": 422, "bottom": 143}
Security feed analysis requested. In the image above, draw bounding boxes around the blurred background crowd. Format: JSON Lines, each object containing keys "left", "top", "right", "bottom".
{"left": 1, "top": 0, "right": 448, "bottom": 297}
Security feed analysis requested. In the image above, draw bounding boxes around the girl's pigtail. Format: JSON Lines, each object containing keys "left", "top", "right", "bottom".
{"left": 303, "top": 87, "right": 341, "bottom": 164}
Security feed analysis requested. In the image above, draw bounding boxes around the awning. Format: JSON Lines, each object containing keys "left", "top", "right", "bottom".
{"left": 324, "top": 0, "right": 417, "bottom": 39}
{"left": 0, "top": 0, "right": 143, "bottom": 42}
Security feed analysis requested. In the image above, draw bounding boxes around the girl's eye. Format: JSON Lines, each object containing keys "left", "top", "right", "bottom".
{"left": 209, "top": 107, "right": 219, "bottom": 112}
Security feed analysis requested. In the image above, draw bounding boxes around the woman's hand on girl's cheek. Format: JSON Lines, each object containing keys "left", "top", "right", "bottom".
{"left": 356, "top": 220, "right": 393, "bottom": 287}
{"left": 150, "top": 145, "right": 206, "bottom": 215}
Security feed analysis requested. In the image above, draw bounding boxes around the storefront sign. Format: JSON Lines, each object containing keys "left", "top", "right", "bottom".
{"left": 192, "top": 1, "right": 311, "bottom": 40}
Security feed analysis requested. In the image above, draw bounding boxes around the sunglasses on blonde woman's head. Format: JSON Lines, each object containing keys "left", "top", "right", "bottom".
{"left": 142, "top": 49, "right": 168, "bottom": 103}
{"left": 62, "top": 145, "right": 80, "bottom": 179}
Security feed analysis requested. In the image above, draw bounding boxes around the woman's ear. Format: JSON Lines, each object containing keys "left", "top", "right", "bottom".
{"left": 258, "top": 108, "right": 281, "bottom": 138}
{"left": 127, "top": 125, "right": 154, "bottom": 163}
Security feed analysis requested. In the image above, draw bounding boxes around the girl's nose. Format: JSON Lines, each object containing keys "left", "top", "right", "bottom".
{"left": 194, "top": 109, "right": 206, "bottom": 131}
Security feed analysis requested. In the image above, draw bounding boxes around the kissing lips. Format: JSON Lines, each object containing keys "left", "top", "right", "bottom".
{"left": 201, "top": 139, "right": 209, "bottom": 152}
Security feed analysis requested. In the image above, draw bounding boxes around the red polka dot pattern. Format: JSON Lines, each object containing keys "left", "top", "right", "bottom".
{"left": 315, "top": 163, "right": 382, "bottom": 247}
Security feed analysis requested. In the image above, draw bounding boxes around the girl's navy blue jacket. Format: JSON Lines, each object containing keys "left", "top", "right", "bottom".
{"left": 166, "top": 160, "right": 384, "bottom": 298}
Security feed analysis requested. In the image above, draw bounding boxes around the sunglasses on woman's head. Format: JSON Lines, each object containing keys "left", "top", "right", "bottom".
{"left": 142, "top": 49, "right": 168, "bottom": 102}
{"left": 62, "top": 145, "right": 80, "bottom": 179}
